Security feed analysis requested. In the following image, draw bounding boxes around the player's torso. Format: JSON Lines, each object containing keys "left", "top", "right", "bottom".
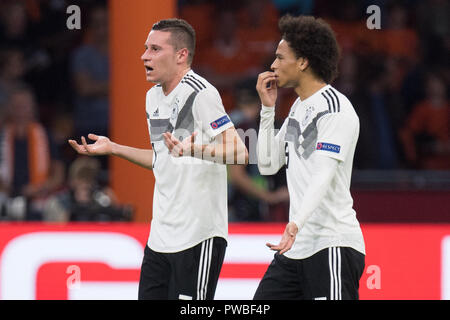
{"left": 144, "top": 71, "right": 228, "bottom": 208}
{"left": 146, "top": 74, "right": 207, "bottom": 174}
{"left": 282, "top": 86, "right": 365, "bottom": 258}
{"left": 283, "top": 89, "right": 332, "bottom": 192}
{"left": 144, "top": 73, "right": 229, "bottom": 252}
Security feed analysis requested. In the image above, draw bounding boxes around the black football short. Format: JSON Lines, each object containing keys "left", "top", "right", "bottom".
{"left": 253, "top": 246, "right": 365, "bottom": 300}
{"left": 138, "top": 237, "right": 226, "bottom": 300}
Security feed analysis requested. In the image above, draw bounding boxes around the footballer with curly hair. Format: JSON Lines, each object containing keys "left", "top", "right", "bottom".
{"left": 254, "top": 15, "right": 365, "bottom": 300}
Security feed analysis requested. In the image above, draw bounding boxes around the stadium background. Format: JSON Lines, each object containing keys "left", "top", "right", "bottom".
{"left": 0, "top": 0, "right": 448, "bottom": 299}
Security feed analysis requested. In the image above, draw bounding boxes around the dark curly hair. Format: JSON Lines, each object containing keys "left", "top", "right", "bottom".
{"left": 279, "top": 15, "right": 340, "bottom": 83}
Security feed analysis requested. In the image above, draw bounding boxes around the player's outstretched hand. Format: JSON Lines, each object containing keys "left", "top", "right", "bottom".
{"left": 68, "top": 133, "right": 113, "bottom": 156}
{"left": 163, "top": 132, "right": 197, "bottom": 157}
{"left": 266, "top": 222, "right": 298, "bottom": 254}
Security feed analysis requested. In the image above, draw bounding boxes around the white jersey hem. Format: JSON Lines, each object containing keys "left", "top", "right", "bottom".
{"left": 147, "top": 233, "right": 228, "bottom": 253}
{"left": 283, "top": 240, "right": 365, "bottom": 260}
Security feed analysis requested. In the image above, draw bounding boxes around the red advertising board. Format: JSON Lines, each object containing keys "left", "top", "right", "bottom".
{"left": 0, "top": 223, "right": 448, "bottom": 300}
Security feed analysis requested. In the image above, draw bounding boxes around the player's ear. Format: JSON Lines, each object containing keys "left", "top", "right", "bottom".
{"left": 177, "top": 48, "right": 189, "bottom": 65}
{"left": 297, "top": 57, "right": 309, "bottom": 72}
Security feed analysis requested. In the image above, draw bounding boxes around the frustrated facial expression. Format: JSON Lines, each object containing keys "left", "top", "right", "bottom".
{"left": 141, "top": 30, "right": 179, "bottom": 84}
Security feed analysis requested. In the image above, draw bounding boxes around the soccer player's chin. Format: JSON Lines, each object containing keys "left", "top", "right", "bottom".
{"left": 278, "top": 78, "right": 297, "bottom": 89}
{"left": 275, "top": 79, "right": 286, "bottom": 88}
{"left": 145, "top": 74, "right": 157, "bottom": 82}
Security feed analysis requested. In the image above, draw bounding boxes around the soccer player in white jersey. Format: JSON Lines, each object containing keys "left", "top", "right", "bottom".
{"left": 68, "top": 18, "right": 248, "bottom": 300}
{"left": 253, "top": 15, "right": 365, "bottom": 300}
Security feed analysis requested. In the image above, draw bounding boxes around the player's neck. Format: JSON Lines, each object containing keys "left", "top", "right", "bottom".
{"left": 294, "top": 74, "right": 327, "bottom": 101}
{"left": 161, "top": 67, "right": 191, "bottom": 96}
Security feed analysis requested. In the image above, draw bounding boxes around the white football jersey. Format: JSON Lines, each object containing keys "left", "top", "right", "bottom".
{"left": 262, "top": 85, "right": 365, "bottom": 259}
{"left": 145, "top": 70, "right": 233, "bottom": 253}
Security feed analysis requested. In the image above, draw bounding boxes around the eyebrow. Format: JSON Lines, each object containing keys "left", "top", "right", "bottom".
{"left": 145, "top": 43, "right": 162, "bottom": 50}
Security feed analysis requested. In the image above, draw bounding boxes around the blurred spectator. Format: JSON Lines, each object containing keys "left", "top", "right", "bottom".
{"left": 70, "top": 3, "right": 109, "bottom": 139}
{"left": 0, "top": 1, "right": 51, "bottom": 80}
{"left": 0, "top": 47, "right": 26, "bottom": 116}
{"left": 0, "top": 1, "right": 32, "bottom": 50}
{"left": 25, "top": 0, "right": 80, "bottom": 120}
{"left": 49, "top": 110, "right": 76, "bottom": 168}
{"left": 373, "top": 2, "right": 419, "bottom": 62}
{"left": 0, "top": 84, "right": 65, "bottom": 220}
{"left": 195, "top": 8, "right": 262, "bottom": 111}
{"left": 320, "top": 0, "right": 369, "bottom": 54}
{"left": 415, "top": 0, "right": 449, "bottom": 68}
{"left": 334, "top": 50, "right": 377, "bottom": 169}
{"left": 399, "top": 73, "right": 450, "bottom": 169}
{"left": 179, "top": 0, "right": 215, "bottom": 53}
{"left": 366, "top": 69, "right": 400, "bottom": 169}
{"left": 43, "top": 156, "right": 133, "bottom": 222}
{"left": 236, "top": 0, "right": 279, "bottom": 67}
{"left": 228, "top": 87, "right": 289, "bottom": 222}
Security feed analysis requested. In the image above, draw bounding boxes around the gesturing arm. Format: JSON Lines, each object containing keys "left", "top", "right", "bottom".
{"left": 266, "top": 152, "right": 339, "bottom": 254}
{"left": 68, "top": 133, "right": 154, "bottom": 170}
{"left": 163, "top": 127, "right": 248, "bottom": 164}
{"left": 162, "top": 83, "right": 249, "bottom": 164}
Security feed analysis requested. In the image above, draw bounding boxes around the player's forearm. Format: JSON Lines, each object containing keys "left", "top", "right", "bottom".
{"left": 188, "top": 128, "right": 248, "bottom": 164}
{"left": 291, "top": 154, "right": 338, "bottom": 231}
{"left": 193, "top": 139, "right": 248, "bottom": 164}
{"left": 111, "top": 142, "right": 153, "bottom": 170}
{"left": 257, "top": 106, "right": 284, "bottom": 175}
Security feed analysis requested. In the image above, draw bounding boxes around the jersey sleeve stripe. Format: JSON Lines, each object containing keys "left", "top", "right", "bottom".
{"left": 321, "top": 92, "right": 332, "bottom": 113}
{"left": 329, "top": 88, "right": 341, "bottom": 112}
{"left": 186, "top": 75, "right": 207, "bottom": 89}
{"left": 182, "top": 79, "right": 200, "bottom": 92}
{"left": 325, "top": 90, "right": 336, "bottom": 113}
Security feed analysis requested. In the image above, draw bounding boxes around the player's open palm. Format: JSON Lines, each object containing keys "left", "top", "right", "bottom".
{"left": 68, "top": 133, "right": 113, "bottom": 156}
{"left": 266, "top": 222, "right": 298, "bottom": 254}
